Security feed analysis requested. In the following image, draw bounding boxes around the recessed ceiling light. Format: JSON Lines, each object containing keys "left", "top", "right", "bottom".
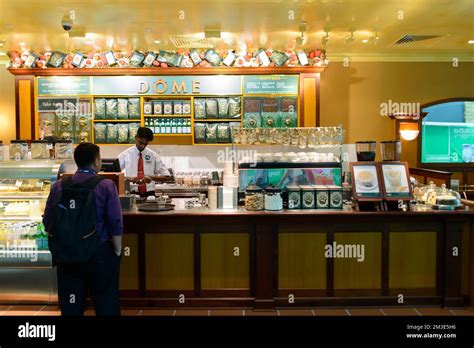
{"left": 154, "top": 40, "right": 161, "bottom": 44}
{"left": 468, "top": 40, "right": 474, "bottom": 44}
{"left": 362, "top": 39, "right": 369, "bottom": 43}
{"left": 19, "top": 42, "right": 25, "bottom": 46}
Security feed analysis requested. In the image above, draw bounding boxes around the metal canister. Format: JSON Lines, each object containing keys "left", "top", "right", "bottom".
{"left": 299, "top": 185, "right": 315, "bottom": 209}
{"left": 285, "top": 184, "right": 301, "bottom": 209}
{"left": 328, "top": 185, "right": 343, "bottom": 209}
{"left": 313, "top": 185, "right": 329, "bottom": 209}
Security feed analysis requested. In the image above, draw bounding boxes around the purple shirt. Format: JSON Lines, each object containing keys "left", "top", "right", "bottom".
{"left": 43, "top": 170, "right": 123, "bottom": 242}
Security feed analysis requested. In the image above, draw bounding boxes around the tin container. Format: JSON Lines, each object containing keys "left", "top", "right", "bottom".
{"left": 313, "top": 185, "right": 329, "bottom": 209}
{"left": 144, "top": 102, "right": 153, "bottom": 115}
{"left": 299, "top": 185, "right": 315, "bottom": 209}
{"left": 153, "top": 101, "right": 162, "bottom": 115}
{"left": 285, "top": 184, "right": 301, "bottom": 209}
{"left": 328, "top": 185, "right": 343, "bottom": 209}
{"left": 163, "top": 101, "right": 173, "bottom": 115}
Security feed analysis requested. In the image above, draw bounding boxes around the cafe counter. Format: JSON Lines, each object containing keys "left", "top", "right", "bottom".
{"left": 119, "top": 206, "right": 474, "bottom": 309}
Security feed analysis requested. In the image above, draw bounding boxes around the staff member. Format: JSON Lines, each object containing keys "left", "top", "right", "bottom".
{"left": 118, "top": 127, "right": 171, "bottom": 197}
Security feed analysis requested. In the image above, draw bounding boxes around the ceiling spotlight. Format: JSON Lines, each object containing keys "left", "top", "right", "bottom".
{"left": 346, "top": 29, "right": 355, "bottom": 43}
{"left": 19, "top": 42, "right": 25, "bottom": 46}
{"left": 362, "top": 39, "right": 369, "bottom": 43}
{"left": 468, "top": 40, "right": 474, "bottom": 44}
{"left": 154, "top": 40, "right": 161, "bottom": 44}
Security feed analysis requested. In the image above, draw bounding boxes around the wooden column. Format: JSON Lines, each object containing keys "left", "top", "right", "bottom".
{"left": 254, "top": 224, "right": 275, "bottom": 309}
{"left": 444, "top": 220, "right": 464, "bottom": 307}
{"left": 14, "top": 75, "right": 35, "bottom": 140}
{"left": 299, "top": 73, "right": 320, "bottom": 127}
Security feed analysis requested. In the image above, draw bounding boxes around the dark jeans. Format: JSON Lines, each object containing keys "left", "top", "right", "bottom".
{"left": 57, "top": 242, "right": 121, "bottom": 316}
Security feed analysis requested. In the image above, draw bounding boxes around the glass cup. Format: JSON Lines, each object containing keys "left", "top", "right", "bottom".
{"left": 240, "top": 128, "right": 248, "bottom": 145}
{"left": 265, "top": 128, "right": 276, "bottom": 144}
{"left": 290, "top": 128, "right": 299, "bottom": 146}
{"left": 274, "top": 128, "right": 285, "bottom": 145}
{"left": 231, "top": 127, "right": 241, "bottom": 144}
{"left": 257, "top": 128, "right": 266, "bottom": 144}
{"left": 298, "top": 129, "right": 308, "bottom": 149}
{"left": 247, "top": 128, "right": 257, "bottom": 145}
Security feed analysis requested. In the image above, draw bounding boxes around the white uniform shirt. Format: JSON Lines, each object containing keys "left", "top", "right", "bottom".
{"left": 118, "top": 146, "right": 170, "bottom": 193}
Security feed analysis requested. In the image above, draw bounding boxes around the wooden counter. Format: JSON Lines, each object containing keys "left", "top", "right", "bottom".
{"left": 120, "top": 207, "right": 473, "bottom": 308}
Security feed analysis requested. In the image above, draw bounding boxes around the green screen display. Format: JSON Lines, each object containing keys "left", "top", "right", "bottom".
{"left": 421, "top": 122, "right": 474, "bottom": 163}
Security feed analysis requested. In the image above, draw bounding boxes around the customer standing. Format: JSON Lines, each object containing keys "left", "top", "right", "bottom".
{"left": 43, "top": 143, "right": 123, "bottom": 316}
{"left": 118, "top": 127, "right": 171, "bottom": 197}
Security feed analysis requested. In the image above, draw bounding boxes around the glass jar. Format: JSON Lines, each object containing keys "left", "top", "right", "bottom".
{"left": 183, "top": 172, "right": 193, "bottom": 187}
{"left": 200, "top": 171, "right": 210, "bottom": 186}
{"left": 0, "top": 140, "right": 4, "bottom": 161}
{"left": 245, "top": 185, "right": 264, "bottom": 211}
{"left": 175, "top": 172, "right": 184, "bottom": 186}
{"left": 54, "top": 140, "right": 73, "bottom": 159}
{"left": 264, "top": 185, "right": 283, "bottom": 211}
{"left": 192, "top": 171, "right": 202, "bottom": 187}
{"left": 10, "top": 140, "right": 28, "bottom": 160}
{"left": 31, "top": 140, "right": 49, "bottom": 159}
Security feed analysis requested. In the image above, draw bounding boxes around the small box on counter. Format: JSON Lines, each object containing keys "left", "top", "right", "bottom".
{"left": 300, "top": 185, "right": 315, "bottom": 209}
{"left": 328, "top": 185, "right": 343, "bottom": 209}
{"left": 218, "top": 186, "right": 238, "bottom": 209}
{"left": 314, "top": 185, "right": 329, "bottom": 209}
{"left": 285, "top": 184, "right": 301, "bottom": 209}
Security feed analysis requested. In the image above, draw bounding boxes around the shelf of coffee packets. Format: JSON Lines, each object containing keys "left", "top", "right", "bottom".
{"left": 230, "top": 126, "right": 344, "bottom": 148}
{"left": 8, "top": 48, "right": 328, "bottom": 69}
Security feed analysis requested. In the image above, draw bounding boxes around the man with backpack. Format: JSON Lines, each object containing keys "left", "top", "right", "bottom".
{"left": 43, "top": 143, "right": 123, "bottom": 316}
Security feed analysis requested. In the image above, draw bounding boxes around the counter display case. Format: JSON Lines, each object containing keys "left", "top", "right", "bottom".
{"left": 0, "top": 160, "right": 70, "bottom": 303}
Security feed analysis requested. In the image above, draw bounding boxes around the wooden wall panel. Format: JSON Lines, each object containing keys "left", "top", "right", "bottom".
{"left": 389, "top": 232, "right": 437, "bottom": 289}
{"left": 334, "top": 232, "right": 382, "bottom": 290}
{"left": 145, "top": 233, "right": 194, "bottom": 290}
{"left": 17, "top": 79, "right": 33, "bottom": 139}
{"left": 279, "top": 231, "right": 326, "bottom": 289}
{"left": 201, "top": 233, "right": 249, "bottom": 289}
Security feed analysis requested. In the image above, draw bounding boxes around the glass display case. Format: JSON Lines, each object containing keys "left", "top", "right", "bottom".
{"left": 0, "top": 159, "right": 71, "bottom": 303}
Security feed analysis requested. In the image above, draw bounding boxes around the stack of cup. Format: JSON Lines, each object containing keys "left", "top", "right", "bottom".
{"left": 223, "top": 161, "right": 239, "bottom": 188}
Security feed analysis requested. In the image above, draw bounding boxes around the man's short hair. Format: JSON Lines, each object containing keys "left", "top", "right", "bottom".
{"left": 74, "top": 143, "right": 100, "bottom": 168}
{"left": 136, "top": 127, "right": 154, "bottom": 142}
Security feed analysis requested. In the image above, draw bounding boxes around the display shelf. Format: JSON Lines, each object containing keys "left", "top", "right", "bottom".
{"left": 0, "top": 195, "right": 49, "bottom": 200}
{"left": 194, "top": 119, "right": 242, "bottom": 122}
{"left": 144, "top": 115, "right": 192, "bottom": 118}
{"left": 153, "top": 134, "right": 192, "bottom": 136}
{"left": 93, "top": 119, "right": 141, "bottom": 122}
{"left": 0, "top": 216, "right": 43, "bottom": 221}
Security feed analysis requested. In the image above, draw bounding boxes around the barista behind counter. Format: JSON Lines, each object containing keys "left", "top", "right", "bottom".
{"left": 118, "top": 127, "right": 171, "bottom": 197}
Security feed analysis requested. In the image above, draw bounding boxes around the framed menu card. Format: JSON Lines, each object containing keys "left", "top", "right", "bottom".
{"left": 350, "top": 162, "right": 383, "bottom": 201}
{"left": 380, "top": 161, "right": 413, "bottom": 201}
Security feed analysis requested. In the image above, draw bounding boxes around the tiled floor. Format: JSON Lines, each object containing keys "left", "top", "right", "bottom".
{"left": 0, "top": 305, "right": 472, "bottom": 316}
